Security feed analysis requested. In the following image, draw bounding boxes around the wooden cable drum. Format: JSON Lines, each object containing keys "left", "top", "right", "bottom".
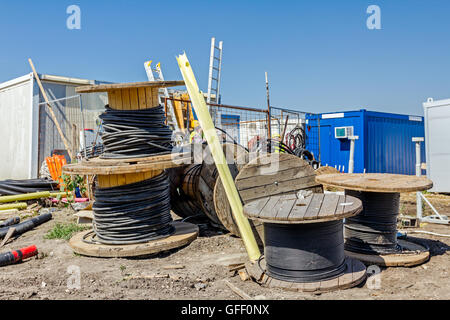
{"left": 316, "top": 173, "right": 433, "bottom": 267}
{"left": 213, "top": 150, "right": 251, "bottom": 237}
{"left": 168, "top": 164, "right": 207, "bottom": 220}
{"left": 315, "top": 166, "right": 342, "bottom": 191}
{"left": 243, "top": 193, "right": 367, "bottom": 292}
{"left": 196, "top": 143, "right": 249, "bottom": 229}
{"left": 233, "top": 153, "right": 323, "bottom": 243}
{"left": 64, "top": 81, "right": 199, "bottom": 256}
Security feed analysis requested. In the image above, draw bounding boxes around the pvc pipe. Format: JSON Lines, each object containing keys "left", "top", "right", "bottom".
{"left": 0, "top": 203, "right": 27, "bottom": 211}
{"left": 0, "top": 191, "right": 72, "bottom": 204}
{"left": 0, "top": 191, "right": 51, "bottom": 204}
{"left": 348, "top": 136, "right": 359, "bottom": 174}
{"left": 177, "top": 53, "right": 261, "bottom": 262}
{"left": 415, "top": 140, "right": 423, "bottom": 220}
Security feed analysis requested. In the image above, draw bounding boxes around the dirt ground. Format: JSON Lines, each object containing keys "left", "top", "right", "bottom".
{"left": 0, "top": 192, "right": 449, "bottom": 300}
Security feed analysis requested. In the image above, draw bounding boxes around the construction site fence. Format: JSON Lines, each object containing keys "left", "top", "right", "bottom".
{"left": 163, "top": 97, "right": 321, "bottom": 162}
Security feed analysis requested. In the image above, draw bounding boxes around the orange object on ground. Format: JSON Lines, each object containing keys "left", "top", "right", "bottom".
{"left": 45, "top": 155, "right": 68, "bottom": 185}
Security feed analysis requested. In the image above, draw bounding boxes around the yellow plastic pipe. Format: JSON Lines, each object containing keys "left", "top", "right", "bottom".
{"left": 0, "top": 191, "right": 74, "bottom": 204}
{"left": 176, "top": 53, "right": 261, "bottom": 262}
{"left": 0, "top": 191, "right": 51, "bottom": 204}
{"left": 0, "top": 203, "right": 27, "bottom": 211}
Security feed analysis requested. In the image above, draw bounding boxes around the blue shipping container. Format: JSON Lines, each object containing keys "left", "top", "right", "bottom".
{"left": 305, "top": 109, "right": 425, "bottom": 175}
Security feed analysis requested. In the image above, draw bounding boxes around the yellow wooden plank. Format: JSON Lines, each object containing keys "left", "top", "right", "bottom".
{"left": 97, "top": 175, "right": 110, "bottom": 188}
{"left": 117, "top": 174, "right": 127, "bottom": 186}
{"left": 145, "top": 87, "right": 153, "bottom": 109}
{"left": 108, "top": 90, "right": 116, "bottom": 109}
{"left": 138, "top": 87, "right": 147, "bottom": 109}
{"left": 122, "top": 89, "right": 131, "bottom": 110}
{"left": 152, "top": 88, "right": 159, "bottom": 107}
{"left": 130, "top": 88, "right": 139, "bottom": 110}
{"left": 109, "top": 174, "right": 118, "bottom": 187}
{"left": 115, "top": 89, "right": 123, "bottom": 110}
{"left": 177, "top": 53, "right": 260, "bottom": 262}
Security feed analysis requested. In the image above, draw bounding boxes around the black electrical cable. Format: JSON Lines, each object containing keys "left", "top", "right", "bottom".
{"left": 99, "top": 105, "right": 173, "bottom": 159}
{"left": 264, "top": 139, "right": 295, "bottom": 154}
{"left": 344, "top": 190, "right": 400, "bottom": 254}
{"left": 89, "top": 172, "right": 174, "bottom": 245}
{"left": 214, "top": 127, "right": 249, "bottom": 152}
{"left": 0, "top": 179, "right": 58, "bottom": 196}
{"left": 293, "top": 147, "right": 320, "bottom": 168}
{"left": 264, "top": 220, "right": 347, "bottom": 283}
{"left": 286, "top": 126, "right": 306, "bottom": 150}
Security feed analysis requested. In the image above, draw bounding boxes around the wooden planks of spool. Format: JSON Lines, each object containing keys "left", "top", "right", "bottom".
{"left": 63, "top": 81, "right": 199, "bottom": 258}
{"left": 316, "top": 173, "right": 433, "bottom": 267}
{"left": 215, "top": 153, "right": 323, "bottom": 244}
{"left": 243, "top": 193, "right": 367, "bottom": 293}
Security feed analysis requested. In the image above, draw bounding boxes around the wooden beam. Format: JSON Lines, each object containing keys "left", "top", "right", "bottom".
{"left": 28, "top": 59, "right": 74, "bottom": 161}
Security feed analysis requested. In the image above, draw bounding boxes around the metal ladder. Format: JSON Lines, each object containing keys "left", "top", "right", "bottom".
{"left": 144, "top": 60, "right": 179, "bottom": 131}
{"left": 207, "top": 37, "right": 223, "bottom": 105}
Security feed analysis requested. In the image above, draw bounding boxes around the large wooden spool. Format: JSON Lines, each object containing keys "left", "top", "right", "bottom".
{"left": 231, "top": 153, "right": 323, "bottom": 243}
{"left": 62, "top": 81, "right": 199, "bottom": 257}
{"left": 242, "top": 193, "right": 366, "bottom": 292}
{"left": 316, "top": 173, "right": 433, "bottom": 267}
{"left": 167, "top": 143, "right": 248, "bottom": 229}
{"left": 74, "top": 81, "right": 185, "bottom": 189}
{"left": 199, "top": 143, "right": 249, "bottom": 228}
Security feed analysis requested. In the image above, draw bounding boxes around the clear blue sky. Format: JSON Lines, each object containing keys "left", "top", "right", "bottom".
{"left": 1, "top": 0, "right": 450, "bottom": 115}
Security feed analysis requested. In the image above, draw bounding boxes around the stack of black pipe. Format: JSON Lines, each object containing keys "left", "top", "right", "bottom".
{"left": 0, "top": 179, "right": 58, "bottom": 196}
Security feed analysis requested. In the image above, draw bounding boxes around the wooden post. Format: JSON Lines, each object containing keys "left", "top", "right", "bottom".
{"left": 265, "top": 72, "right": 271, "bottom": 139}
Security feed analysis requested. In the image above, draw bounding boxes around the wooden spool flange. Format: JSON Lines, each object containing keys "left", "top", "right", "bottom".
{"left": 243, "top": 193, "right": 367, "bottom": 292}
{"left": 198, "top": 143, "right": 249, "bottom": 229}
{"left": 316, "top": 173, "right": 433, "bottom": 267}
{"left": 69, "top": 221, "right": 198, "bottom": 258}
{"left": 230, "top": 153, "right": 323, "bottom": 243}
{"left": 245, "top": 257, "right": 367, "bottom": 293}
{"left": 344, "top": 239, "right": 430, "bottom": 267}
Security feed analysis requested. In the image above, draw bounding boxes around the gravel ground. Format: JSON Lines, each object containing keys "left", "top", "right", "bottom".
{"left": 0, "top": 193, "right": 448, "bottom": 300}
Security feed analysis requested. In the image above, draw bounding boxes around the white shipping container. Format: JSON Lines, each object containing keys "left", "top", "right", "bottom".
{"left": 0, "top": 73, "right": 108, "bottom": 180}
{"left": 423, "top": 98, "right": 450, "bottom": 192}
